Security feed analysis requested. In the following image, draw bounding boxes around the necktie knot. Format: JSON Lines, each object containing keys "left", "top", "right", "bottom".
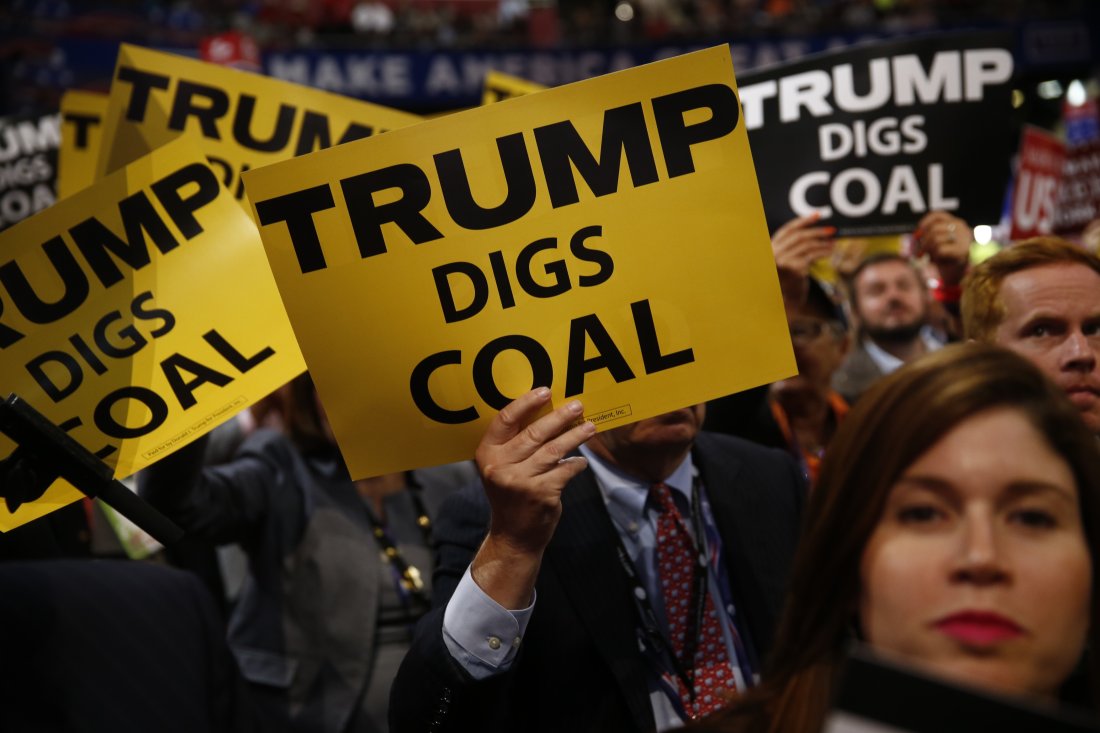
{"left": 650, "top": 481, "right": 679, "bottom": 516}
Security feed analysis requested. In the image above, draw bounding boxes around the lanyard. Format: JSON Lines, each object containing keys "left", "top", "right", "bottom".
{"left": 362, "top": 493, "right": 431, "bottom": 608}
{"left": 611, "top": 474, "right": 710, "bottom": 701}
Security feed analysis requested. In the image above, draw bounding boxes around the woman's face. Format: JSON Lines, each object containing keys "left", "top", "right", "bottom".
{"left": 859, "top": 407, "right": 1092, "bottom": 700}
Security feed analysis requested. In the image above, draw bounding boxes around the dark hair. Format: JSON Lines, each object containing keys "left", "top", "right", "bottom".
{"left": 702, "top": 343, "right": 1100, "bottom": 732}
{"left": 804, "top": 277, "right": 848, "bottom": 331}
{"left": 283, "top": 372, "right": 333, "bottom": 456}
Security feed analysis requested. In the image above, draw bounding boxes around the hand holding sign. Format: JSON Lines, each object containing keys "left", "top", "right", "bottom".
{"left": 913, "top": 210, "right": 971, "bottom": 286}
{"left": 771, "top": 213, "right": 837, "bottom": 302}
{"left": 472, "top": 388, "right": 594, "bottom": 609}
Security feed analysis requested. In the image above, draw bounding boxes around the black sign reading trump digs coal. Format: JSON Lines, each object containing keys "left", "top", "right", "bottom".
{"left": 738, "top": 32, "right": 1015, "bottom": 235}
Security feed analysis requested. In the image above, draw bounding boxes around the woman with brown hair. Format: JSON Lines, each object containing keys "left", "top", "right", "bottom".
{"left": 694, "top": 342, "right": 1100, "bottom": 732}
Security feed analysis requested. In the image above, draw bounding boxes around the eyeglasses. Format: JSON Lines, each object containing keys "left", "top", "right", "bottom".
{"left": 788, "top": 319, "right": 840, "bottom": 345}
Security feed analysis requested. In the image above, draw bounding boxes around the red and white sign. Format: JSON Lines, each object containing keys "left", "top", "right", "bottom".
{"left": 199, "top": 31, "right": 261, "bottom": 71}
{"left": 1010, "top": 126, "right": 1066, "bottom": 240}
{"left": 1055, "top": 140, "right": 1100, "bottom": 235}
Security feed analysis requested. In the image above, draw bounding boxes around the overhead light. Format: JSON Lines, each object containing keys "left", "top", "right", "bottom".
{"left": 973, "top": 224, "right": 992, "bottom": 245}
{"left": 1066, "top": 79, "right": 1088, "bottom": 107}
{"left": 1011, "top": 89, "right": 1025, "bottom": 108}
{"left": 1037, "top": 80, "right": 1064, "bottom": 99}
{"left": 614, "top": 2, "right": 634, "bottom": 22}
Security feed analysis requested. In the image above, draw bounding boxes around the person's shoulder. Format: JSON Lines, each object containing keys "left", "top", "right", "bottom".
{"left": 695, "top": 431, "right": 806, "bottom": 493}
{"left": 231, "top": 428, "right": 305, "bottom": 473}
{"left": 696, "top": 429, "right": 792, "bottom": 464}
{"left": 435, "top": 474, "right": 491, "bottom": 516}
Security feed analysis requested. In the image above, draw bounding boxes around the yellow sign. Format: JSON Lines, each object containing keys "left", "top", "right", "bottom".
{"left": 0, "top": 137, "right": 306, "bottom": 530}
{"left": 95, "top": 44, "right": 424, "bottom": 203}
{"left": 482, "top": 71, "right": 547, "bottom": 105}
{"left": 58, "top": 90, "right": 109, "bottom": 199}
{"left": 244, "top": 46, "right": 794, "bottom": 479}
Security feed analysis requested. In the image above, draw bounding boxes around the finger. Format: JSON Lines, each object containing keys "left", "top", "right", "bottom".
{"left": 772, "top": 212, "right": 821, "bottom": 238}
{"left": 928, "top": 222, "right": 968, "bottom": 254}
{"left": 916, "top": 210, "right": 950, "bottom": 230}
{"left": 482, "top": 387, "right": 553, "bottom": 449}
{"left": 515, "top": 399, "right": 588, "bottom": 458}
{"left": 528, "top": 419, "right": 597, "bottom": 473}
{"left": 536, "top": 454, "right": 591, "bottom": 491}
{"left": 781, "top": 237, "right": 835, "bottom": 264}
{"left": 778, "top": 226, "right": 836, "bottom": 250}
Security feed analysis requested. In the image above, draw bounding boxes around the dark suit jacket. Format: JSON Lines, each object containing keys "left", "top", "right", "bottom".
{"left": 0, "top": 559, "right": 258, "bottom": 733}
{"left": 389, "top": 432, "right": 806, "bottom": 733}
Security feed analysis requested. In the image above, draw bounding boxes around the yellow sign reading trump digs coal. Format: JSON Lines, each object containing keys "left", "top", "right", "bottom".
{"left": 243, "top": 45, "right": 795, "bottom": 479}
{"left": 95, "top": 44, "right": 424, "bottom": 202}
{"left": 0, "top": 137, "right": 305, "bottom": 531}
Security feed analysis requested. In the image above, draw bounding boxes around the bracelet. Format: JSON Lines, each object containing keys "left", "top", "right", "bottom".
{"left": 930, "top": 281, "right": 962, "bottom": 303}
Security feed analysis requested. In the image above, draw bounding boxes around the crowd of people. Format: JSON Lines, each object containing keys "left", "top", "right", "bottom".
{"left": 2, "top": 200, "right": 1098, "bottom": 732}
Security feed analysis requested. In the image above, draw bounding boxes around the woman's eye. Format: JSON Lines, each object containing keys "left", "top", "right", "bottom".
{"left": 1012, "top": 509, "right": 1056, "bottom": 529}
{"left": 897, "top": 505, "right": 943, "bottom": 524}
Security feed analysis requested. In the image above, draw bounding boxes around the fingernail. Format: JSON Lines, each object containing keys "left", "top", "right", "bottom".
{"left": 567, "top": 400, "right": 583, "bottom": 413}
{"left": 824, "top": 226, "right": 837, "bottom": 235}
{"left": 913, "top": 227, "right": 923, "bottom": 239}
{"left": 581, "top": 421, "right": 596, "bottom": 434}
{"left": 535, "top": 386, "right": 550, "bottom": 399}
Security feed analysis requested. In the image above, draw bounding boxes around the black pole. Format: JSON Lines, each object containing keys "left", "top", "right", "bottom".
{"left": 0, "top": 394, "right": 184, "bottom": 546}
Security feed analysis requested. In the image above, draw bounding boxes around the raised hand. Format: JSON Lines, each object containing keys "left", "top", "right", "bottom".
{"left": 772, "top": 213, "right": 836, "bottom": 303}
{"left": 471, "top": 387, "right": 595, "bottom": 608}
{"left": 914, "top": 210, "right": 971, "bottom": 286}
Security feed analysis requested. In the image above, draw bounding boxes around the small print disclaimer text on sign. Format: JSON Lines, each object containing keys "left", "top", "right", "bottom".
{"left": 142, "top": 396, "right": 248, "bottom": 461}
{"left": 587, "top": 404, "right": 633, "bottom": 427}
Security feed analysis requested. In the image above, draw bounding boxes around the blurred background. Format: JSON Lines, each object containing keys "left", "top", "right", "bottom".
{"left": 0, "top": 0, "right": 1095, "bottom": 123}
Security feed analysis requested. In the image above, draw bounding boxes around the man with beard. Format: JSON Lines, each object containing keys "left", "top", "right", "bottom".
{"left": 832, "top": 253, "right": 944, "bottom": 404}
{"left": 962, "top": 237, "right": 1100, "bottom": 436}
{"left": 824, "top": 211, "right": 971, "bottom": 404}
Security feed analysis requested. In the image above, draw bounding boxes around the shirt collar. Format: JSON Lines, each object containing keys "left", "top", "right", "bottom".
{"left": 863, "top": 326, "right": 943, "bottom": 375}
{"left": 578, "top": 443, "right": 695, "bottom": 526}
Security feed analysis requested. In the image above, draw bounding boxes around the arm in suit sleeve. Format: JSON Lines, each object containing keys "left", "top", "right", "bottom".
{"left": 137, "top": 430, "right": 289, "bottom": 546}
{"left": 391, "top": 390, "right": 595, "bottom": 732}
{"left": 389, "top": 484, "right": 519, "bottom": 733}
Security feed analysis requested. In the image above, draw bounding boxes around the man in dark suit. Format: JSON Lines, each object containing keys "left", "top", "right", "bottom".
{"left": 389, "top": 388, "right": 806, "bottom": 732}
{"left": 0, "top": 559, "right": 258, "bottom": 733}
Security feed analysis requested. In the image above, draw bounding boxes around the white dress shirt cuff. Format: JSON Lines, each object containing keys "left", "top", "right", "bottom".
{"left": 442, "top": 565, "right": 535, "bottom": 680}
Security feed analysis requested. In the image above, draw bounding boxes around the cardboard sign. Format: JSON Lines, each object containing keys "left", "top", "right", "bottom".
{"left": 1055, "top": 140, "right": 1100, "bottom": 236}
{"left": 0, "top": 113, "right": 59, "bottom": 232}
{"left": 737, "top": 32, "right": 1015, "bottom": 236}
{"left": 95, "top": 44, "right": 424, "bottom": 203}
{"left": 0, "top": 137, "right": 306, "bottom": 531}
{"left": 482, "top": 71, "right": 547, "bottom": 105}
{"left": 1009, "top": 126, "right": 1065, "bottom": 240}
{"left": 244, "top": 45, "right": 795, "bottom": 479}
{"left": 58, "top": 91, "right": 109, "bottom": 199}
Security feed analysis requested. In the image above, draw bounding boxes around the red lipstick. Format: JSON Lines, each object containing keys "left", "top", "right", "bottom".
{"left": 935, "top": 611, "right": 1023, "bottom": 646}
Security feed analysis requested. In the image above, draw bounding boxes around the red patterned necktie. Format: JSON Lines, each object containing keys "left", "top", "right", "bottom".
{"left": 651, "top": 481, "right": 735, "bottom": 719}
